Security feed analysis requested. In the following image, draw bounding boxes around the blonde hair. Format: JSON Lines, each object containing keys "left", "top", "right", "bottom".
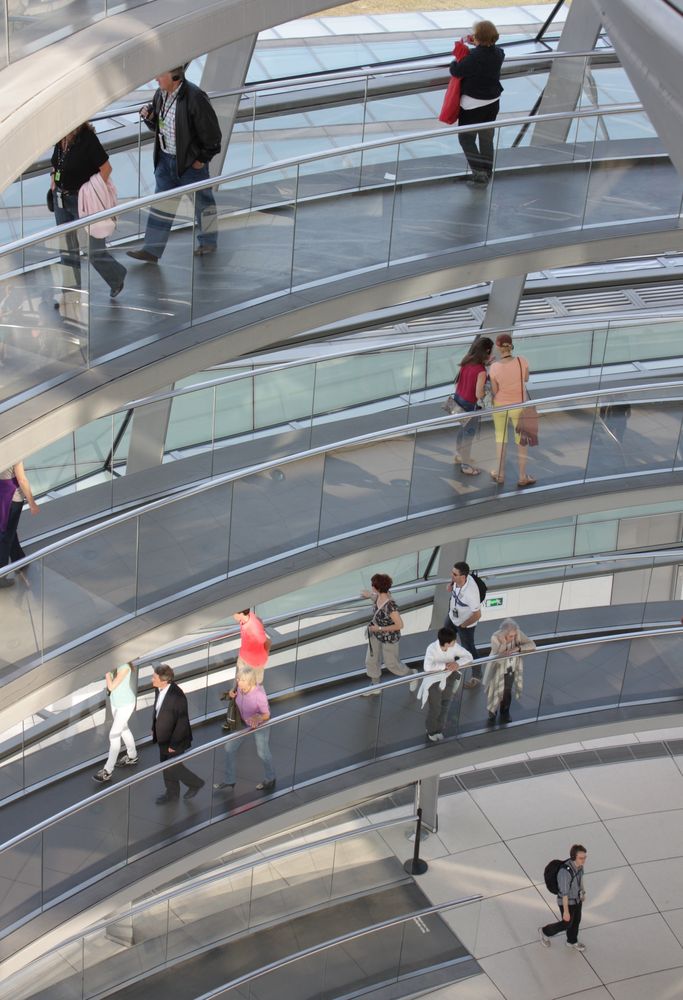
{"left": 473, "top": 20, "right": 499, "bottom": 45}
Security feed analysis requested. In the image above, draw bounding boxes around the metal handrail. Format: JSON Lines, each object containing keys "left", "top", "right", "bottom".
{"left": 87, "top": 45, "right": 616, "bottom": 123}
{"left": 4, "top": 377, "right": 681, "bottom": 577}
{"left": 3, "top": 623, "right": 682, "bottom": 852}
{"left": 194, "top": 896, "right": 482, "bottom": 1000}
{"left": 0, "top": 99, "right": 647, "bottom": 256}
{"left": 137, "top": 545, "right": 683, "bottom": 665}
{"left": 121, "top": 308, "right": 683, "bottom": 410}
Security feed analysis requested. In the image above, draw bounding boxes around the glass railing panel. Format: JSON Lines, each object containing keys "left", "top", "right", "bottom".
{"left": 83, "top": 899, "right": 169, "bottom": 999}
{"left": 214, "top": 378, "right": 255, "bottom": 443}
{"left": 211, "top": 717, "right": 298, "bottom": 815}
{"left": 254, "top": 363, "right": 315, "bottom": 429}
{"left": 527, "top": 397, "right": 596, "bottom": 489}
{"left": 313, "top": 350, "right": 415, "bottom": 416}
{"left": 41, "top": 518, "right": 137, "bottom": 656}
{"left": 23, "top": 703, "right": 108, "bottom": 789}
{"left": 292, "top": 619, "right": 366, "bottom": 689}
{"left": 374, "top": 678, "right": 427, "bottom": 756}
{"left": 539, "top": 639, "right": 628, "bottom": 716}
{"left": 620, "top": 632, "right": 683, "bottom": 705}
{"left": 602, "top": 319, "right": 683, "bottom": 366}
{"left": 20, "top": 171, "right": 55, "bottom": 240}
{"left": 407, "top": 417, "right": 494, "bottom": 515}
{"left": 7, "top": 0, "right": 106, "bottom": 61}
{"left": 227, "top": 454, "right": 324, "bottom": 573}
{"left": 293, "top": 697, "right": 380, "bottom": 786}
{"left": 25, "top": 433, "right": 80, "bottom": 496}
{"left": 249, "top": 841, "right": 336, "bottom": 928}
{"left": 319, "top": 436, "right": 415, "bottom": 540}
{"left": 0, "top": 724, "right": 23, "bottom": 802}
{"left": 127, "top": 758, "right": 212, "bottom": 859}
{"left": 1, "top": 560, "right": 43, "bottom": 677}
{"left": 589, "top": 392, "right": 683, "bottom": 478}
{"left": 330, "top": 829, "right": 405, "bottom": 899}
{"left": 262, "top": 634, "right": 297, "bottom": 697}
{"left": 165, "top": 386, "right": 214, "bottom": 452}
{"left": 7, "top": 940, "right": 83, "bottom": 1000}
{"left": 136, "top": 483, "right": 231, "bottom": 608}
{"left": 166, "top": 868, "right": 252, "bottom": 967}
{"left": 0, "top": 830, "right": 42, "bottom": 934}
{"left": 42, "top": 791, "right": 128, "bottom": 905}
{"left": 522, "top": 327, "right": 597, "bottom": 374}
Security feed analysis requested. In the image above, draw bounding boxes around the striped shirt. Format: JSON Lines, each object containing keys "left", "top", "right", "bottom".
{"left": 159, "top": 90, "right": 178, "bottom": 156}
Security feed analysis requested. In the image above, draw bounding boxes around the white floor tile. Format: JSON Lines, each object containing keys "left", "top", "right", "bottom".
{"left": 507, "top": 822, "right": 627, "bottom": 882}
{"left": 472, "top": 6, "right": 537, "bottom": 23}
{"left": 582, "top": 913, "right": 683, "bottom": 983}
{"left": 469, "top": 772, "right": 599, "bottom": 839}
{"left": 663, "top": 908, "right": 683, "bottom": 948}
{"left": 608, "top": 968, "right": 683, "bottom": 1000}
{"left": 633, "top": 858, "right": 683, "bottom": 913}
{"left": 527, "top": 742, "right": 583, "bottom": 759}
{"left": 436, "top": 794, "right": 502, "bottom": 854}
{"left": 580, "top": 734, "right": 636, "bottom": 750}
{"left": 606, "top": 809, "right": 683, "bottom": 863}
{"left": 415, "top": 842, "right": 532, "bottom": 905}
{"left": 420, "top": 973, "right": 505, "bottom": 1000}
{"left": 474, "top": 753, "right": 530, "bottom": 769}
{"left": 445, "top": 885, "right": 555, "bottom": 958}
{"left": 522, "top": 3, "right": 568, "bottom": 21}
{"left": 571, "top": 759, "right": 683, "bottom": 820}
{"left": 422, "top": 11, "right": 479, "bottom": 30}
{"left": 479, "top": 939, "right": 600, "bottom": 1000}
{"left": 636, "top": 727, "right": 683, "bottom": 742}
{"left": 580, "top": 867, "right": 657, "bottom": 926}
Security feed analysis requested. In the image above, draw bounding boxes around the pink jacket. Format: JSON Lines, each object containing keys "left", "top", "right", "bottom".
{"left": 78, "top": 172, "right": 117, "bottom": 238}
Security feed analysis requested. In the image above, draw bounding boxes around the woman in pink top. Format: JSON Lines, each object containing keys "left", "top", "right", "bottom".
{"left": 214, "top": 666, "right": 275, "bottom": 793}
{"left": 488, "top": 333, "right": 536, "bottom": 487}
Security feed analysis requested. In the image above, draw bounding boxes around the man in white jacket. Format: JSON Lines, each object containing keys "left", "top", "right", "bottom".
{"left": 418, "top": 627, "right": 473, "bottom": 742}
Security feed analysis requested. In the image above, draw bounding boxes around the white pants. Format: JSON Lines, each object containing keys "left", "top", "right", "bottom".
{"left": 104, "top": 704, "right": 137, "bottom": 773}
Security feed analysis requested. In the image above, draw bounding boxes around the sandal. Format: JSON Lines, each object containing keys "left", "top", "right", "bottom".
{"left": 460, "top": 464, "right": 480, "bottom": 476}
{"left": 490, "top": 471, "right": 504, "bottom": 484}
{"left": 517, "top": 476, "right": 537, "bottom": 488}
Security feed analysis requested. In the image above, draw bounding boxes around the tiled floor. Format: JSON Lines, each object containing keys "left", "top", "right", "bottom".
{"left": 418, "top": 731, "right": 683, "bottom": 999}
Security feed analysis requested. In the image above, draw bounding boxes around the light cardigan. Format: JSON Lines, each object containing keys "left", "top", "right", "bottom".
{"left": 78, "top": 172, "right": 117, "bottom": 238}
{"left": 483, "top": 628, "right": 536, "bottom": 714}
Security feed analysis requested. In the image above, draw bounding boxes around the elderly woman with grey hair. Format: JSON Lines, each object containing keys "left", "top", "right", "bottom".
{"left": 484, "top": 618, "right": 536, "bottom": 725}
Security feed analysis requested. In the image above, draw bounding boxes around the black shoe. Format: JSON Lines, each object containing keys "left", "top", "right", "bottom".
{"left": 109, "top": 278, "right": 125, "bottom": 298}
{"left": 487, "top": 713, "right": 497, "bottom": 726}
{"left": 155, "top": 793, "right": 179, "bottom": 805}
{"left": 127, "top": 249, "right": 159, "bottom": 263}
{"left": 500, "top": 711, "right": 511, "bottom": 724}
{"left": 257, "top": 779, "right": 276, "bottom": 792}
{"left": 183, "top": 781, "right": 205, "bottom": 800}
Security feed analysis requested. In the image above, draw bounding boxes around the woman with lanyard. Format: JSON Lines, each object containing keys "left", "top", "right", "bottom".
{"left": 50, "top": 124, "right": 126, "bottom": 299}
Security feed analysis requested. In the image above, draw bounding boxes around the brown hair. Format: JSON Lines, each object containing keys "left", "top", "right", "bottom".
{"left": 154, "top": 664, "right": 174, "bottom": 683}
{"left": 496, "top": 332, "right": 513, "bottom": 348}
{"left": 460, "top": 336, "right": 494, "bottom": 368}
{"left": 371, "top": 573, "right": 393, "bottom": 594}
{"left": 570, "top": 844, "right": 587, "bottom": 860}
{"left": 473, "top": 20, "right": 499, "bottom": 45}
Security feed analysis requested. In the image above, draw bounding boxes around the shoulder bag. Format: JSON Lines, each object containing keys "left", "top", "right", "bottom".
{"left": 515, "top": 358, "right": 539, "bottom": 447}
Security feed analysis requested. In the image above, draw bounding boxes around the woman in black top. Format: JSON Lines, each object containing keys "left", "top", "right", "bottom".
{"left": 449, "top": 20, "right": 504, "bottom": 186}
{"left": 50, "top": 123, "right": 126, "bottom": 298}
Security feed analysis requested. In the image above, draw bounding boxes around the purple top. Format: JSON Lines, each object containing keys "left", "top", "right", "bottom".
{"left": 236, "top": 685, "right": 270, "bottom": 727}
{"left": 0, "top": 475, "right": 18, "bottom": 533}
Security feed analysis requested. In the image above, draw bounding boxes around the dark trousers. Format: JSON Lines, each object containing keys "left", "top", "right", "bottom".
{"left": 543, "top": 902, "right": 582, "bottom": 944}
{"left": 0, "top": 500, "right": 25, "bottom": 568}
{"left": 159, "top": 745, "right": 203, "bottom": 799}
{"left": 54, "top": 193, "right": 126, "bottom": 292}
{"left": 144, "top": 150, "right": 217, "bottom": 258}
{"left": 445, "top": 617, "right": 481, "bottom": 680}
{"left": 500, "top": 670, "right": 514, "bottom": 714}
{"left": 458, "top": 101, "right": 499, "bottom": 176}
{"left": 426, "top": 671, "right": 459, "bottom": 736}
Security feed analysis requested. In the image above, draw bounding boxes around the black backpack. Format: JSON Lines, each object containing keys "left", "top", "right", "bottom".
{"left": 471, "top": 570, "right": 488, "bottom": 603}
{"left": 544, "top": 858, "right": 573, "bottom": 895}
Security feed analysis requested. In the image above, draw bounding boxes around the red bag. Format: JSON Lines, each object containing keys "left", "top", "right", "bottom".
{"left": 438, "top": 40, "right": 470, "bottom": 125}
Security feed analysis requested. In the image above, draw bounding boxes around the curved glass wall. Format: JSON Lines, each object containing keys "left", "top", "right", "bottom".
{"left": 1, "top": 547, "right": 681, "bottom": 805}
{"left": 0, "top": 627, "right": 680, "bottom": 939}
{"left": 1, "top": 103, "right": 680, "bottom": 413}
{"left": 2, "top": 382, "right": 683, "bottom": 678}
{"left": 22, "top": 312, "right": 683, "bottom": 509}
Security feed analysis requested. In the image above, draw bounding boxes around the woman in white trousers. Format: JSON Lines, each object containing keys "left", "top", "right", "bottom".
{"left": 93, "top": 662, "right": 138, "bottom": 782}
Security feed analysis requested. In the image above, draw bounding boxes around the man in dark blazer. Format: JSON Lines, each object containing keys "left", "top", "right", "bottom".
{"left": 152, "top": 664, "right": 204, "bottom": 804}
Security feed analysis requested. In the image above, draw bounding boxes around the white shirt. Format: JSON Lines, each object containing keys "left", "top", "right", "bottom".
{"left": 417, "top": 639, "right": 473, "bottom": 706}
{"left": 155, "top": 684, "right": 170, "bottom": 716}
{"left": 448, "top": 575, "right": 482, "bottom": 627}
{"left": 460, "top": 94, "right": 499, "bottom": 110}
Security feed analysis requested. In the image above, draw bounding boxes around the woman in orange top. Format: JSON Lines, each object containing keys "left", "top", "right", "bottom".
{"left": 488, "top": 333, "right": 536, "bottom": 487}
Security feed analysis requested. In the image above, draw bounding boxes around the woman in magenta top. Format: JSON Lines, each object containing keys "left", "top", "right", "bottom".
{"left": 452, "top": 336, "right": 493, "bottom": 476}
{"left": 214, "top": 666, "right": 275, "bottom": 793}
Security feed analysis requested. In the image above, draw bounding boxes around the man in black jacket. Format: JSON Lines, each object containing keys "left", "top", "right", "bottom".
{"left": 152, "top": 663, "right": 205, "bottom": 804}
{"left": 128, "top": 66, "right": 222, "bottom": 263}
{"left": 449, "top": 20, "right": 504, "bottom": 185}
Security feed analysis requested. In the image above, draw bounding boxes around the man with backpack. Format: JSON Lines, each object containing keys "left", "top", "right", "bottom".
{"left": 540, "top": 845, "right": 588, "bottom": 952}
{"left": 445, "top": 561, "right": 484, "bottom": 687}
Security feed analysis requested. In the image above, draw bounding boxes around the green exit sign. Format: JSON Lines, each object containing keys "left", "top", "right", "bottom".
{"left": 486, "top": 597, "right": 504, "bottom": 608}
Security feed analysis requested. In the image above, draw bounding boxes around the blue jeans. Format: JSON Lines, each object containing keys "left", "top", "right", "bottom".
{"left": 144, "top": 151, "right": 217, "bottom": 258}
{"left": 454, "top": 393, "right": 480, "bottom": 448}
{"left": 223, "top": 726, "right": 275, "bottom": 784}
{"left": 54, "top": 192, "right": 126, "bottom": 292}
{"left": 444, "top": 616, "right": 481, "bottom": 680}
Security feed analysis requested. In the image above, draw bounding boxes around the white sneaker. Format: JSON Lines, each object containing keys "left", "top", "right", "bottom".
{"left": 539, "top": 928, "right": 550, "bottom": 948}
{"left": 409, "top": 669, "right": 420, "bottom": 693}
{"left": 427, "top": 732, "right": 444, "bottom": 743}
{"left": 566, "top": 941, "right": 586, "bottom": 952}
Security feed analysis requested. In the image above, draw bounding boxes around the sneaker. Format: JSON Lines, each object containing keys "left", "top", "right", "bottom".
{"left": 126, "top": 249, "right": 159, "bottom": 263}
{"left": 539, "top": 927, "right": 551, "bottom": 948}
{"left": 427, "top": 732, "right": 444, "bottom": 743}
{"left": 257, "top": 779, "right": 276, "bottom": 792}
{"left": 409, "top": 669, "right": 420, "bottom": 693}
{"left": 93, "top": 768, "right": 112, "bottom": 783}
{"left": 213, "top": 781, "right": 235, "bottom": 790}
{"left": 566, "top": 941, "right": 586, "bottom": 952}
{"left": 116, "top": 754, "right": 139, "bottom": 767}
